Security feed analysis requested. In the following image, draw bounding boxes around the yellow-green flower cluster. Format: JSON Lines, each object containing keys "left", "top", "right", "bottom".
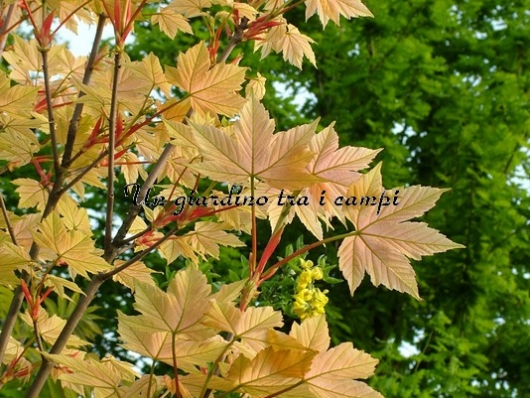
{"left": 293, "top": 259, "right": 329, "bottom": 320}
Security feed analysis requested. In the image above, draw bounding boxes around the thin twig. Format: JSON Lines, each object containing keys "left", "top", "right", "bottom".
{"left": 32, "top": 319, "right": 44, "bottom": 352}
{"left": 62, "top": 13, "right": 107, "bottom": 166}
{"left": 0, "top": 193, "right": 17, "bottom": 245}
{"left": 171, "top": 333, "right": 182, "bottom": 398}
{"left": 104, "top": 50, "right": 122, "bottom": 255}
{"left": 50, "top": 0, "right": 92, "bottom": 37}
{"left": 0, "top": 274, "right": 29, "bottom": 365}
{"left": 0, "top": 3, "right": 17, "bottom": 61}
{"left": 109, "top": 142, "right": 176, "bottom": 255}
{"left": 217, "top": 17, "right": 248, "bottom": 64}
{"left": 41, "top": 48, "right": 61, "bottom": 177}
{"left": 59, "top": 150, "right": 108, "bottom": 195}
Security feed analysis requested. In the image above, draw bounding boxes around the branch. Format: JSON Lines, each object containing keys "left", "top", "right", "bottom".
{"left": 0, "top": 3, "right": 17, "bottom": 61}
{"left": 109, "top": 142, "right": 176, "bottom": 256}
{"left": 40, "top": 49, "right": 60, "bottom": 177}
{"left": 260, "top": 230, "right": 358, "bottom": 282}
{"left": 217, "top": 17, "right": 248, "bottom": 64}
{"left": 0, "top": 193, "right": 17, "bottom": 245}
{"left": 62, "top": 13, "right": 107, "bottom": 166}
{"left": 104, "top": 50, "right": 122, "bottom": 255}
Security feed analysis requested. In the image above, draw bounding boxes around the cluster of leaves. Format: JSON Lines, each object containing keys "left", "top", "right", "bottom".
{"left": 0, "top": 0, "right": 463, "bottom": 397}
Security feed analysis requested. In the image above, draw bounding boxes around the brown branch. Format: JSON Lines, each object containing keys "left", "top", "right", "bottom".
{"left": 0, "top": 3, "right": 17, "bottom": 61}
{"left": 172, "top": 333, "right": 182, "bottom": 398}
{"left": 40, "top": 48, "right": 61, "bottom": 177}
{"left": 62, "top": 13, "right": 107, "bottom": 166}
{"left": 109, "top": 142, "right": 176, "bottom": 255}
{"left": 104, "top": 50, "right": 122, "bottom": 255}
{"left": 0, "top": 274, "right": 29, "bottom": 365}
{"left": 0, "top": 193, "right": 17, "bottom": 245}
{"left": 217, "top": 17, "right": 249, "bottom": 64}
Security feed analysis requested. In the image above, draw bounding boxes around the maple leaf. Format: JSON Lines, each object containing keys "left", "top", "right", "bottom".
{"left": 255, "top": 22, "right": 316, "bottom": 69}
{"left": 20, "top": 308, "right": 89, "bottom": 348}
{"left": 159, "top": 236, "right": 199, "bottom": 264}
{"left": 165, "top": 42, "right": 247, "bottom": 116}
{"left": 219, "top": 346, "right": 315, "bottom": 397}
{"left": 32, "top": 212, "right": 112, "bottom": 279}
{"left": 12, "top": 178, "right": 49, "bottom": 212}
{"left": 287, "top": 123, "right": 382, "bottom": 239}
{"left": 0, "top": 113, "right": 42, "bottom": 167}
{"left": 290, "top": 315, "right": 331, "bottom": 353}
{"left": 184, "top": 221, "right": 246, "bottom": 260}
{"left": 44, "top": 275, "right": 86, "bottom": 301}
{"left": 129, "top": 52, "right": 173, "bottom": 98}
{"left": 165, "top": 95, "right": 321, "bottom": 189}
{"left": 44, "top": 353, "right": 139, "bottom": 394}
{"left": 124, "top": 267, "right": 212, "bottom": 334}
{"left": 0, "top": 241, "right": 33, "bottom": 287}
{"left": 305, "top": 0, "right": 373, "bottom": 27}
{"left": 283, "top": 316, "right": 381, "bottom": 398}
{"left": 118, "top": 314, "right": 227, "bottom": 369}
{"left": 282, "top": 24, "right": 317, "bottom": 69}
{"left": 203, "top": 300, "right": 283, "bottom": 338}
{"left": 112, "top": 259, "right": 160, "bottom": 291}
{"left": 245, "top": 72, "right": 267, "bottom": 100}
{"left": 167, "top": 0, "right": 212, "bottom": 17}
{"left": 2, "top": 36, "right": 42, "bottom": 85}
{"left": 152, "top": 3, "right": 193, "bottom": 39}
{"left": 338, "top": 164, "right": 464, "bottom": 299}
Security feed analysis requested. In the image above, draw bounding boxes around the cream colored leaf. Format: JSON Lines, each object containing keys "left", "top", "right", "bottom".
{"left": 44, "top": 353, "right": 137, "bottom": 392}
{"left": 112, "top": 259, "right": 160, "bottom": 291}
{"left": 181, "top": 96, "right": 320, "bottom": 189}
{"left": 21, "top": 308, "right": 89, "bottom": 348}
{"left": 185, "top": 221, "right": 245, "bottom": 259}
{"left": 308, "top": 124, "right": 382, "bottom": 185}
{"left": 305, "top": 0, "right": 373, "bottom": 27}
{"left": 338, "top": 166, "right": 464, "bottom": 298}
{"left": 32, "top": 212, "right": 111, "bottom": 279}
{"left": 118, "top": 375, "right": 163, "bottom": 398}
{"left": 11, "top": 213, "right": 40, "bottom": 250}
{"left": 132, "top": 52, "right": 174, "bottom": 98}
{"left": 0, "top": 241, "right": 33, "bottom": 287}
{"left": 282, "top": 24, "right": 316, "bottom": 69}
{"left": 203, "top": 300, "right": 283, "bottom": 338}
{"left": 159, "top": 236, "right": 199, "bottom": 264}
{"left": 339, "top": 236, "right": 420, "bottom": 297}
{"left": 245, "top": 72, "right": 267, "bottom": 100}
{"left": 210, "top": 279, "right": 247, "bottom": 303}
{"left": 118, "top": 312, "right": 169, "bottom": 359}
{"left": 168, "top": 0, "right": 212, "bottom": 18}
{"left": 166, "top": 42, "right": 246, "bottom": 116}
{"left": 12, "top": 178, "right": 49, "bottom": 212}
{"left": 290, "top": 315, "right": 330, "bottom": 353}
{"left": 224, "top": 347, "right": 314, "bottom": 396}
{"left": 2, "top": 36, "right": 42, "bottom": 84}
{"left": 304, "top": 379, "right": 383, "bottom": 398}
{"left": 0, "top": 114, "right": 41, "bottom": 167}
{"left": 56, "top": 197, "right": 92, "bottom": 235}
{"left": 132, "top": 267, "right": 212, "bottom": 334}
{"left": 305, "top": 342, "right": 378, "bottom": 380}
{"left": 44, "top": 275, "right": 86, "bottom": 301}
{"left": 152, "top": 6, "right": 193, "bottom": 39}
